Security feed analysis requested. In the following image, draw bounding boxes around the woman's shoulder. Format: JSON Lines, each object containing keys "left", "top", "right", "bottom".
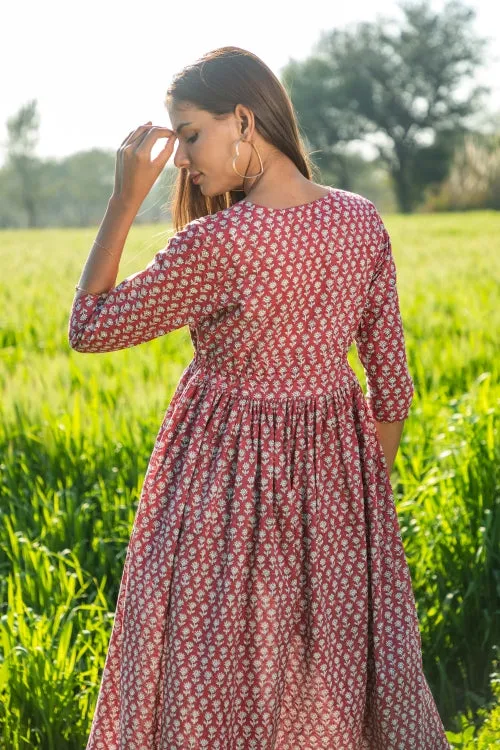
{"left": 331, "top": 187, "right": 379, "bottom": 213}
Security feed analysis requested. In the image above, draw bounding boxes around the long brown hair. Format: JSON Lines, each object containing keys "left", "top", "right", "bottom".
{"left": 165, "top": 46, "right": 317, "bottom": 232}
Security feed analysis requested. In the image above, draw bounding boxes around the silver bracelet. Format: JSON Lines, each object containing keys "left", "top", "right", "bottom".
{"left": 74, "top": 237, "right": 116, "bottom": 295}
{"left": 93, "top": 238, "right": 115, "bottom": 256}
{"left": 75, "top": 284, "right": 107, "bottom": 296}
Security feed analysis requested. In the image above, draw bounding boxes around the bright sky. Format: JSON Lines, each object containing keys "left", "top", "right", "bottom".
{"left": 1, "top": 0, "right": 498, "bottom": 168}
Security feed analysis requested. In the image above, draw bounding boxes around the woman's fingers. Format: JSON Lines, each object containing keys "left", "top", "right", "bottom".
{"left": 134, "top": 126, "right": 176, "bottom": 152}
{"left": 119, "top": 129, "right": 136, "bottom": 146}
{"left": 120, "top": 122, "right": 153, "bottom": 149}
{"left": 119, "top": 123, "right": 175, "bottom": 153}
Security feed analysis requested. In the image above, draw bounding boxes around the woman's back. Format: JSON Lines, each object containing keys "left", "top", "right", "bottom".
{"left": 73, "top": 187, "right": 450, "bottom": 749}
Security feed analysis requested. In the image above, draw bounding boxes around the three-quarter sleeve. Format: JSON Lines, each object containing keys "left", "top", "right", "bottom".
{"left": 68, "top": 218, "right": 228, "bottom": 354}
{"left": 354, "top": 215, "right": 414, "bottom": 422}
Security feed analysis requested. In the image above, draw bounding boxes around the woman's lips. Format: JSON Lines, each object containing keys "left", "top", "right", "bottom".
{"left": 191, "top": 173, "right": 202, "bottom": 184}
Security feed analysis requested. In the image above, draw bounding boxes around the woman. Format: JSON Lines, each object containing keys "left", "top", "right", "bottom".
{"left": 70, "top": 46, "right": 450, "bottom": 749}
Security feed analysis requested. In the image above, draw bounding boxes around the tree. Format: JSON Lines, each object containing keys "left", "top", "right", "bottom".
{"left": 423, "top": 127, "right": 500, "bottom": 210}
{"left": 282, "top": 0, "right": 489, "bottom": 212}
{"left": 5, "top": 99, "right": 43, "bottom": 227}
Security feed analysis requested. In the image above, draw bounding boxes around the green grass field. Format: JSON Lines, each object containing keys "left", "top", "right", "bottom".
{"left": 1, "top": 212, "right": 499, "bottom": 748}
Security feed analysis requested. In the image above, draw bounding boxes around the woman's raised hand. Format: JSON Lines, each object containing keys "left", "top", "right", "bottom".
{"left": 112, "top": 121, "right": 177, "bottom": 210}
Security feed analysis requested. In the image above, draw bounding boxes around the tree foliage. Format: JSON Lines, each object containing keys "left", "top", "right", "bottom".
{"left": 282, "top": 0, "right": 490, "bottom": 212}
{"left": 5, "top": 99, "right": 42, "bottom": 227}
{"left": 422, "top": 128, "right": 500, "bottom": 211}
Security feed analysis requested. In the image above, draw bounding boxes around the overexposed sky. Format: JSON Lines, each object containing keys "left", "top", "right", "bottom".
{"left": 1, "top": 0, "right": 498, "bottom": 167}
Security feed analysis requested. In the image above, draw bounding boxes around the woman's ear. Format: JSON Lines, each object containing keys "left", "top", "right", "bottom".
{"left": 235, "top": 104, "right": 254, "bottom": 138}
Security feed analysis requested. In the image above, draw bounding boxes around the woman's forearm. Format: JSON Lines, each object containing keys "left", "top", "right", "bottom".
{"left": 74, "top": 196, "right": 137, "bottom": 298}
{"left": 373, "top": 419, "right": 405, "bottom": 475}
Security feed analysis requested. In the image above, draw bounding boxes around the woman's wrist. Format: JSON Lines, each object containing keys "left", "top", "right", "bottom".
{"left": 373, "top": 419, "right": 405, "bottom": 476}
{"left": 108, "top": 193, "right": 140, "bottom": 218}
{"left": 75, "top": 197, "right": 137, "bottom": 296}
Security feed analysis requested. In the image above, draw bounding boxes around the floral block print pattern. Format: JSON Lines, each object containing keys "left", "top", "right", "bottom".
{"left": 69, "top": 188, "right": 450, "bottom": 749}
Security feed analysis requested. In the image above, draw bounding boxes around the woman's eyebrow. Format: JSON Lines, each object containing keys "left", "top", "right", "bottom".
{"left": 174, "top": 122, "right": 192, "bottom": 135}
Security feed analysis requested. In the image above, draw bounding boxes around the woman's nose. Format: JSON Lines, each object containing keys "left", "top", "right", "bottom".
{"left": 173, "top": 141, "right": 189, "bottom": 169}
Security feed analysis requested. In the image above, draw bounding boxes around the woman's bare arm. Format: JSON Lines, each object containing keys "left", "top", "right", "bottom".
{"left": 74, "top": 197, "right": 137, "bottom": 298}
{"left": 373, "top": 419, "right": 406, "bottom": 475}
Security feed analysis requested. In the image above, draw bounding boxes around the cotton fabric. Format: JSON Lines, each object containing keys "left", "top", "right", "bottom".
{"left": 69, "top": 187, "right": 450, "bottom": 749}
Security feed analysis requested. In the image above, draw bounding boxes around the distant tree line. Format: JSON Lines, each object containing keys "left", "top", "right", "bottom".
{"left": 0, "top": 100, "right": 177, "bottom": 228}
{"left": 0, "top": 0, "right": 498, "bottom": 227}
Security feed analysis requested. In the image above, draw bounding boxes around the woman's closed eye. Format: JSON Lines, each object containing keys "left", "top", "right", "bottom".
{"left": 187, "top": 134, "right": 198, "bottom": 144}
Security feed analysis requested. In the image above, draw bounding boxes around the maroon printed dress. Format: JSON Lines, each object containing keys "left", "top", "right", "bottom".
{"left": 69, "top": 188, "right": 450, "bottom": 749}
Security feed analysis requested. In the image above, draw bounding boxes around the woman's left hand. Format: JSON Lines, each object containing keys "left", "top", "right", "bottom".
{"left": 112, "top": 121, "right": 177, "bottom": 209}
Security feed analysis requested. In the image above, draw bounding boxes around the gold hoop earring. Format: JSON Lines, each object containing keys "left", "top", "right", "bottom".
{"left": 232, "top": 138, "right": 264, "bottom": 179}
